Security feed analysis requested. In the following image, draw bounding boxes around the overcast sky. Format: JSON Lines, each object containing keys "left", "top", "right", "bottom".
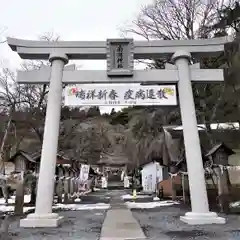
{"left": 0, "top": 0, "right": 152, "bottom": 113}
{"left": 0, "top": 0, "right": 152, "bottom": 69}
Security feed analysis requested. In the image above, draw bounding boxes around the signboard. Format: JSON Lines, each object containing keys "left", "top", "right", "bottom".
{"left": 79, "top": 164, "right": 90, "bottom": 191}
{"left": 65, "top": 84, "right": 177, "bottom": 106}
{"left": 79, "top": 164, "right": 90, "bottom": 182}
{"left": 106, "top": 38, "right": 134, "bottom": 76}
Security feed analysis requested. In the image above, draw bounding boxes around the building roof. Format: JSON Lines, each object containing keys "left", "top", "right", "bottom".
{"left": 7, "top": 150, "right": 73, "bottom": 165}
{"left": 205, "top": 143, "right": 235, "bottom": 157}
{"left": 8, "top": 150, "right": 36, "bottom": 163}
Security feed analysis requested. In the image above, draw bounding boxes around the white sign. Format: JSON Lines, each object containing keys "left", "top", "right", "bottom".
{"left": 141, "top": 162, "right": 159, "bottom": 193}
{"left": 64, "top": 84, "right": 177, "bottom": 106}
{"left": 101, "top": 176, "right": 108, "bottom": 189}
{"left": 79, "top": 164, "right": 90, "bottom": 182}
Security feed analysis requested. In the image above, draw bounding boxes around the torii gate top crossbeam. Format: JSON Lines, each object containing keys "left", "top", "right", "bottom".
{"left": 7, "top": 36, "right": 232, "bottom": 60}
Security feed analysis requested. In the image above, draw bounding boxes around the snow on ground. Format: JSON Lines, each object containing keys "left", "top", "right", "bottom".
{"left": 0, "top": 203, "right": 110, "bottom": 213}
{"left": 0, "top": 195, "right": 31, "bottom": 205}
{"left": 0, "top": 205, "right": 34, "bottom": 213}
{"left": 0, "top": 195, "right": 33, "bottom": 212}
{"left": 230, "top": 201, "right": 240, "bottom": 208}
{"left": 54, "top": 203, "right": 110, "bottom": 211}
{"left": 74, "top": 198, "right": 82, "bottom": 202}
{"left": 121, "top": 194, "right": 152, "bottom": 200}
{"left": 0, "top": 197, "right": 110, "bottom": 213}
{"left": 125, "top": 200, "right": 179, "bottom": 209}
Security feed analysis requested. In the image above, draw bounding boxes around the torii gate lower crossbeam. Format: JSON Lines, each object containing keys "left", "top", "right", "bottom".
{"left": 7, "top": 37, "right": 229, "bottom": 228}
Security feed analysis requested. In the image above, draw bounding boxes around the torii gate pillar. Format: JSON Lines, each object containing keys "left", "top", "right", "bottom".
{"left": 173, "top": 50, "right": 224, "bottom": 224}
{"left": 21, "top": 53, "right": 69, "bottom": 227}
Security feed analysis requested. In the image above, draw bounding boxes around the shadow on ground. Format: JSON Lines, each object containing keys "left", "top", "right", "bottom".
{"left": 132, "top": 205, "right": 240, "bottom": 240}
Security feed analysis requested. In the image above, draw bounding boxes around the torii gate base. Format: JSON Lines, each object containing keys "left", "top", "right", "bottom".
{"left": 7, "top": 37, "right": 229, "bottom": 227}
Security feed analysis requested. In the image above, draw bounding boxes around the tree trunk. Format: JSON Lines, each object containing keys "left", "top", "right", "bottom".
{"left": 0, "top": 117, "right": 12, "bottom": 204}
{"left": 131, "top": 171, "right": 135, "bottom": 191}
{"left": 214, "top": 167, "right": 231, "bottom": 213}
{"left": 55, "top": 178, "right": 63, "bottom": 203}
{"left": 29, "top": 177, "right": 37, "bottom": 204}
{"left": 63, "top": 177, "right": 70, "bottom": 204}
{"left": 69, "top": 178, "right": 74, "bottom": 202}
{"left": 1, "top": 215, "right": 10, "bottom": 239}
{"left": 1, "top": 185, "right": 10, "bottom": 204}
{"left": 14, "top": 172, "right": 24, "bottom": 216}
{"left": 182, "top": 174, "right": 186, "bottom": 203}
{"left": 170, "top": 175, "right": 177, "bottom": 201}
{"left": 205, "top": 122, "right": 215, "bottom": 147}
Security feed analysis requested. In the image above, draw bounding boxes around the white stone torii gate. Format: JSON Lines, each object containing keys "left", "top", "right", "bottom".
{"left": 7, "top": 36, "right": 230, "bottom": 227}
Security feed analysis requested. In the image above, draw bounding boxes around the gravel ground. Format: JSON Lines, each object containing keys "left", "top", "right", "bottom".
{"left": 132, "top": 205, "right": 240, "bottom": 240}
{"left": 0, "top": 188, "right": 123, "bottom": 240}
{"left": 0, "top": 209, "right": 107, "bottom": 240}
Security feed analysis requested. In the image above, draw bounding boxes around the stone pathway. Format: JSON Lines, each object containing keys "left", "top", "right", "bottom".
{"left": 100, "top": 209, "right": 146, "bottom": 240}
{"left": 100, "top": 190, "right": 146, "bottom": 239}
{"left": 100, "top": 190, "right": 146, "bottom": 240}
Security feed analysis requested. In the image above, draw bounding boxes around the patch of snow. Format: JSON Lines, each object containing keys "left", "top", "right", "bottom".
{"left": 54, "top": 203, "right": 110, "bottom": 210}
{"left": 125, "top": 200, "right": 179, "bottom": 209}
{"left": 121, "top": 194, "right": 151, "bottom": 200}
{"left": 153, "top": 196, "right": 160, "bottom": 201}
{"left": 0, "top": 205, "right": 34, "bottom": 213}
{"left": 95, "top": 212, "right": 103, "bottom": 216}
{"left": 0, "top": 195, "right": 31, "bottom": 205}
{"left": 74, "top": 198, "right": 82, "bottom": 203}
{"left": 230, "top": 201, "right": 240, "bottom": 208}
{"left": 79, "top": 190, "right": 92, "bottom": 195}
{"left": 173, "top": 122, "right": 239, "bottom": 131}
{"left": 0, "top": 202, "right": 110, "bottom": 213}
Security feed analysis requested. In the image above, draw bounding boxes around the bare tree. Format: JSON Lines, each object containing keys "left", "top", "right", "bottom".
{"left": 125, "top": 0, "right": 234, "bottom": 40}
{"left": 122, "top": 0, "right": 237, "bottom": 144}
{"left": 125, "top": 110, "right": 179, "bottom": 167}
